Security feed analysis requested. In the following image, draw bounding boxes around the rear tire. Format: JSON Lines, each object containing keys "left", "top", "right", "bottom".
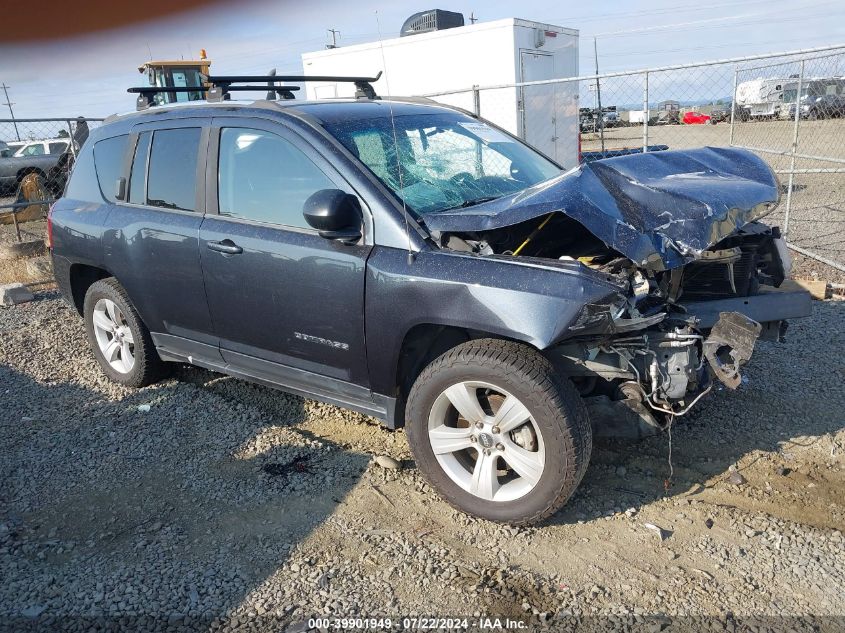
{"left": 405, "top": 339, "right": 592, "bottom": 525}
{"left": 83, "top": 278, "right": 165, "bottom": 388}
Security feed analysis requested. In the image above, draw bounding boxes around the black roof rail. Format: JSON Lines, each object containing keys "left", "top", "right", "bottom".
{"left": 208, "top": 73, "right": 382, "bottom": 100}
{"left": 127, "top": 85, "right": 300, "bottom": 111}
{"left": 127, "top": 71, "right": 382, "bottom": 111}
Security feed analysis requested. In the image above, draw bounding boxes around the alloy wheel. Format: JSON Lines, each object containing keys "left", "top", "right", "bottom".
{"left": 427, "top": 381, "right": 545, "bottom": 502}
{"left": 91, "top": 298, "right": 136, "bottom": 374}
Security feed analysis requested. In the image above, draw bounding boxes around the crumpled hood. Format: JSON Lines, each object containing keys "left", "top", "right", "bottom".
{"left": 421, "top": 147, "right": 779, "bottom": 270}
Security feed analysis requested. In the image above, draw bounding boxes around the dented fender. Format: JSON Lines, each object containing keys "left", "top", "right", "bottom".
{"left": 364, "top": 247, "right": 626, "bottom": 395}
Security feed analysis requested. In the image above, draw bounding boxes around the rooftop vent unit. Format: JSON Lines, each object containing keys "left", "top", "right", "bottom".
{"left": 400, "top": 9, "right": 464, "bottom": 37}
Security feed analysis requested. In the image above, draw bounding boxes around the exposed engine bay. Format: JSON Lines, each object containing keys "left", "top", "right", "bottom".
{"left": 434, "top": 214, "right": 794, "bottom": 436}
{"left": 438, "top": 215, "right": 790, "bottom": 306}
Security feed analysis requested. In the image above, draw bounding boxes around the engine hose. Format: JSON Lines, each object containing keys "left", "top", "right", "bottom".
{"left": 657, "top": 340, "right": 697, "bottom": 348}
{"left": 648, "top": 384, "right": 713, "bottom": 417}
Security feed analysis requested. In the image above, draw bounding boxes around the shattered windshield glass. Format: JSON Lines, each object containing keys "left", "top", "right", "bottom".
{"left": 323, "top": 112, "right": 561, "bottom": 216}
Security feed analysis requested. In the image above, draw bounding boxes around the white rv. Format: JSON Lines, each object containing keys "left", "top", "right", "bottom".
{"left": 301, "top": 16, "right": 580, "bottom": 168}
{"left": 735, "top": 77, "right": 792, "bottom": 119}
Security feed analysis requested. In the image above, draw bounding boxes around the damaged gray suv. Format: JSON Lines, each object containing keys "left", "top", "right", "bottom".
{"left": 49, "top": 85, "right": 811, "bottom": 524}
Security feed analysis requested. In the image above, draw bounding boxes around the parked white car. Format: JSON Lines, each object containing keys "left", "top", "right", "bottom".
{"left": 12, "top": 138, "right": 70, "bottom": 157}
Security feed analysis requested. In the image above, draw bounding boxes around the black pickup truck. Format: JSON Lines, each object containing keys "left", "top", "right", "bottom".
{"left": 49, "top": 94, "right": 811, "bottom": 525}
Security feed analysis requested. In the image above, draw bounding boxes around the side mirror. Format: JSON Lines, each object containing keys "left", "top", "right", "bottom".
{"left": 303, "top": 189, "right": 363, "bottom": 244}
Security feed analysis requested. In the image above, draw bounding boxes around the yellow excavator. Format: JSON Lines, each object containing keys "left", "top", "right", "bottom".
{"left": 3, "top": 52, "right": 214, "bottom": 230}
{"left": 138, "top": 49, "right": 212, "bottom": 106}
{"left": 132, "top": 51, "right": 296, "bottom": 110}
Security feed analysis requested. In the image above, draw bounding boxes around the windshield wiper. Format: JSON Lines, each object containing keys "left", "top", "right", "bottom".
{"left": 451, "top": 196, "right": 499, "bottom": 210}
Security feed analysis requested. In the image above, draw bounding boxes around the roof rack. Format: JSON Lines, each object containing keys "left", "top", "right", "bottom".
{"left": 127, "top": 84, "right": 301, "bottom": 110}
{"left": 127, "top": 72, "right": 383, "bottom": 111}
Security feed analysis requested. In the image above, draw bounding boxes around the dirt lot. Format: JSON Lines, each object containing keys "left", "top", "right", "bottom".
{"left": 1, "top": 292, "right": 843, "bottom": 631}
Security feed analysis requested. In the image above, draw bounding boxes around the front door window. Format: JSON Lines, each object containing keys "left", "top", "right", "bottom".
{"left": 217, "top": 127, "right": 337, "bottom": 229}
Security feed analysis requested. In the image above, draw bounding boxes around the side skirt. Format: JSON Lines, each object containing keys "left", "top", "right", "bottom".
{"left": 152, "top": 333, "right": 399, "bottom": 428}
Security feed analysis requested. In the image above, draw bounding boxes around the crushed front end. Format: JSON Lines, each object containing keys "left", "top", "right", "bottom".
{"left": 424, "top": 147, "right": 813, "bottom": 437}
{"left": 544, "top": 227, "right": 810, "bottom": 437}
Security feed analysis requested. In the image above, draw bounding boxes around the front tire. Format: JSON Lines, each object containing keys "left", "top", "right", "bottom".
{"left": 83, "top": 278, "right": 165, "bottom": 388}
{"left": 405, "top": 339, "right": 592, "bottom": 525}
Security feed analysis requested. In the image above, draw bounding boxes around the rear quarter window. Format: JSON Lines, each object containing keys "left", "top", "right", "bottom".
{"left": 63, "top": 142, "right": 101, "bottom": 203}
{"left": 93, "top": 135, "right": 129, "bottom": 202}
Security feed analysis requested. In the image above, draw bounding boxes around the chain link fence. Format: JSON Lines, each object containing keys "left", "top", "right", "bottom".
{"left": 0, "top": 118, "right": 102, "bottom": 247}
{"left": 422, "top": 44, "right": 845, "bottom": 273}
{"left": 730, "top": 52, "right": 845, "bottom": 272}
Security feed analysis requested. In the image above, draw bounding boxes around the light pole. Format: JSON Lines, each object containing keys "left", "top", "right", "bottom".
{"left": 1, "top": 83, "right": 21, "bottom": 141}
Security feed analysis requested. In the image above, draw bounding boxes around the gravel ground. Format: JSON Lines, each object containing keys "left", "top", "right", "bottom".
{"left": 1, "top": 293, "right": 844, "bottom": 632}
{"left": 791, "top": 251, "right": 845, "bottom": 287}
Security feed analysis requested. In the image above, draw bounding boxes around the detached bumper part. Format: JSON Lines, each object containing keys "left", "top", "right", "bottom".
{"left": 702, "top": 312, "right": 762, "bottom": 389}
{"left": 681, "top": 282, "right": 812, "bottom": 330}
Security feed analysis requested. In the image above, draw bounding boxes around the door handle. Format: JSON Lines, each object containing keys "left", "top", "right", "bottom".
{"left": 207, "top": 240, "right": 243, "bottom": 255}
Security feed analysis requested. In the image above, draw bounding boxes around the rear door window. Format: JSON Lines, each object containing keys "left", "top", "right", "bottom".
{"left": 146, "top": 128, "right": 201, "bottom": 211}
{"left": 48, "top": 142, "right": 68, "bottom": 154}
{"left": 92, "top": 134, "right": 129, "bottom": 202}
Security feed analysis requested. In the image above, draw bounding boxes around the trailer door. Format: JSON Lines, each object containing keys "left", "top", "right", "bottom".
{"left": 520, "top": 51, "right": 556, "bottom": 159}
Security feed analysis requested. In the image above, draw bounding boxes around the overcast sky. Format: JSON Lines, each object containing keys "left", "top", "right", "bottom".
{"left": 0, "top": 0, "right": 843, "bottom": 119}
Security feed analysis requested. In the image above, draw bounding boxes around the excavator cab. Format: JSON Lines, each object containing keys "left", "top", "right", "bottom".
{"left": 138, "top": 50, "right": 211, "bottom": 106}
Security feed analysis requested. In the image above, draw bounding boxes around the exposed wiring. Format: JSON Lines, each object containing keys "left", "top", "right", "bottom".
{"left": 606, "top": 342, "right": 712, "bottom": 418}
{"left": 665, "top": 421, "right": 674, "bottom": 491}
{"left": 512, "top": 213, "right": 554, "bottom": 256}
{"left": 651, "top": 384, "right": 712, "bottom": 416}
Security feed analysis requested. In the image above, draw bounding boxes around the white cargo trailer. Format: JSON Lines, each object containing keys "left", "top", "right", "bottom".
{"left": 301, "top": 18, "right": 580, "bottom": 168}
{"left": 735, "top": 78, "right": 791, "bottom": 118}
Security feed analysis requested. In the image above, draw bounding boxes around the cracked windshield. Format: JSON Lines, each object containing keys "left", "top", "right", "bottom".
{"left": 325, "top": 112, "right": 561, "bottom": 215}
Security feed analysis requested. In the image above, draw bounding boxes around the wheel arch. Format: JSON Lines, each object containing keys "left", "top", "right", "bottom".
{"left": 391, "top": 322, "right": 540, "bottom": 428}
{"left": 67, "top": 263, "right": 111, "bottom": 315}
{"left": 16, "top": 166, "right": 46, "bottom": 181}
